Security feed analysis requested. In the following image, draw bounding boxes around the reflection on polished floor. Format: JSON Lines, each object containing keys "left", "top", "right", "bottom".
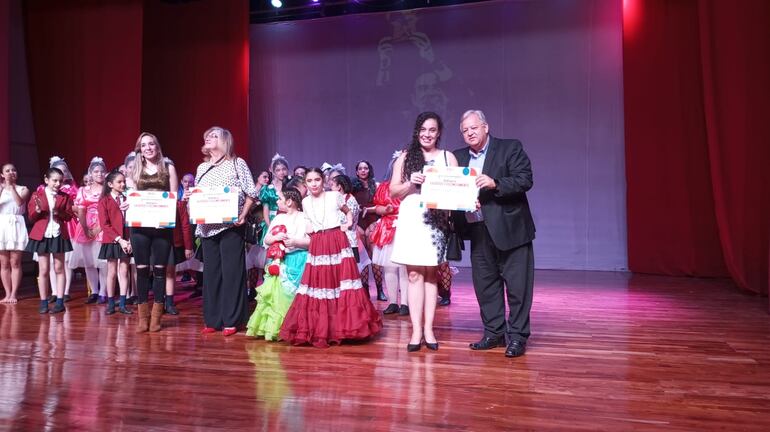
{"left": 1, "top": 270, "right": 769, "bottom": 431}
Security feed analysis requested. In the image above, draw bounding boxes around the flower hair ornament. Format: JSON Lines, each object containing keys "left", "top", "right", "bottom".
{"left": 329, "top": 163, "right": 346, "bottom": 174}
{"left": 271, "top": 153, "right": 289, "bottom": 171}
{"left": 320, "top": 162, "right": 333, "bottom": 172}
{"left": 88, "top": 156, "right": 106, "bottom": 173}
{"left": 391, "top": 150, "right": 404, "bottom": 160}
{"left": 49, "top": 156, "right": 67, "bottom": 167}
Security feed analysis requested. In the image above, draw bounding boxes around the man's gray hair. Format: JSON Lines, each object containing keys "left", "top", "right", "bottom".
{"left": 461, "top": 109, "right": 487, "bottom": 124}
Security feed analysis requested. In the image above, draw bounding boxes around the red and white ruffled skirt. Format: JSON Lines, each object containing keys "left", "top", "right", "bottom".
{"left": 279, "top": 227, "right": 382, "bottom": 348}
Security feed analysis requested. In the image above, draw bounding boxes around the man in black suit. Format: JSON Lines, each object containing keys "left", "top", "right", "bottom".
{"left": 453, "top": 110, "right": 536, "bottom": 358}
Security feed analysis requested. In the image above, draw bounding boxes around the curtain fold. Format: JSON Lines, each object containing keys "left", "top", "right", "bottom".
{"left": 141, "top": 0, "right": 250, "bottom": 172}
{"left": 24, "top": 0, "right": 144, "bottom": 175}
{"left": 696, "top": 0, "right": 770, "bottom": 294}
{"left": 23, "top": 0, "right": 249, "bottom": 176}
{"left": 0, "top": 1, "right": 9, "bottom": 163}
{"left": 624, "top": 0, "right": 770, "bottom": 294}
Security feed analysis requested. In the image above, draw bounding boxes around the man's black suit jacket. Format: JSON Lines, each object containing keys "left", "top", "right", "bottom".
{"left": 453, "top": 136, "right": 536, "bottom": 251}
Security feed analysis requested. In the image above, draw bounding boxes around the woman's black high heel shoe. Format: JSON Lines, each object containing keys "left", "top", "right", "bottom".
{"left": 407, "top": 342, "right": 422, "bottom": 352}
{"left": 425, "top": 341, "right": 439, "bottom": 351}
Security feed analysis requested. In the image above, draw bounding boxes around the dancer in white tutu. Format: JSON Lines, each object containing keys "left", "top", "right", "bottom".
{"left": 0, "top": 164, "right": 29, "bottom": 304}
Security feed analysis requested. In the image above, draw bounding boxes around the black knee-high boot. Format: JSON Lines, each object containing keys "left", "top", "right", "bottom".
{"left": 136, "top": 267, "right": 151, "bottom": 304}
{"left": 152, "top": 270, "right": 165, "bottom": 304}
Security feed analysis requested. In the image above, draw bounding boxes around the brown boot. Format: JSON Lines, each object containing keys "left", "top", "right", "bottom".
{"left": 149, "top": 302, "right": 164, "bottom": 332}
{"left": 135, "top": 303, "right": 150, "bottom": 333}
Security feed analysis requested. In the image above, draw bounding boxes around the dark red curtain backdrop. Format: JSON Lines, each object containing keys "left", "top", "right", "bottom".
{"left": 624, "top": 0, "right": 770, "bottom": 294}
{"left": 24, "top": 0, "right": 144, "bottom": 176}
{"left": 1, "top": 0, "right": 9, "bottom": 163}
{"left": 141, "top": 0, "right": 249, "bottom": 175}
{"left": 23, "top": 0, "right": 248, "bottom": 177}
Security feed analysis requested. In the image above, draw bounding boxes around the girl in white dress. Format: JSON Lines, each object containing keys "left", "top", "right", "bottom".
{"left": 0, "top": 164, "right": 29, "bottom": 304}
{"left": 390, "top": 112, "right": 458, "bottom": 352}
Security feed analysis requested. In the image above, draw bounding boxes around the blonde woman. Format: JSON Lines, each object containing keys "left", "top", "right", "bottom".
{"left": 193, "top": 126, "right": 257, "bottom": 336}
{"left": 127, "top": 132, "right": 178, "bottom": 332}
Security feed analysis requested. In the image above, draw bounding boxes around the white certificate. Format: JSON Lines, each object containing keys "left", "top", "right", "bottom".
{"left": 125, "top": 191, "right": 177, "bottom": 228}
{"left": 420, "top": 166, "right": 479, "bottom": 211}
{"left": 188, "top": 186, "right": 239, "bottom": 224}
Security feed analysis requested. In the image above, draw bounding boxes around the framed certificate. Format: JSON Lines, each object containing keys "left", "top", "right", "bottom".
{"left": 188, "top": 186, "right": 239, "bottom": 224}
{"left": 420, "top": 166, "right": 479, "bottom": 211}
{"left": 125, "top": 191, "right": 177, "bottom": 228}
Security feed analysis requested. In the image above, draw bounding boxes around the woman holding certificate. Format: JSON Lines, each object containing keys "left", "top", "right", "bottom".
{"left": 130, "top": 133, "right": 179, "bottom": 333}
{"left": 194, "top": 126, "right": 257, "bottom": 337}
{"left": 390, "top": 112, "right": 458, "bottom": 352}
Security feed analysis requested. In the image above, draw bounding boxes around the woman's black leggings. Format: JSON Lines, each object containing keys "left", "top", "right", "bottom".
{"left": 130, "top": 227, "right": 173, "bottom": 304}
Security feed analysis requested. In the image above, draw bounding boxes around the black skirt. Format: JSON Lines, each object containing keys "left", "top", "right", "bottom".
{"left": 98, "top": 243, "right": 129, "bottom": 260}
{"left": 26, "top": 236, "right": 73, "bottom": 254}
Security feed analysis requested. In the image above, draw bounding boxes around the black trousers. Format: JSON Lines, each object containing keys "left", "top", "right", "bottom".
{"left": 468, "top": 223, "right": 534, "bottom": 343}
{"left": 201, "top": 226, "right": 248, "bottom": 329}
{"left": 130, "top": 227, "right": 172, "bottom": 304}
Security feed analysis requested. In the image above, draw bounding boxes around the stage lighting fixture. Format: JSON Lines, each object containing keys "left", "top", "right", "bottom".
{"left": 271, "top": 0, "right": 282, "bottom": 8}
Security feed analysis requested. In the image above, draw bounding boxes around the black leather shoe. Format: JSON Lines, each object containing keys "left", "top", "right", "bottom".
{"left": 505, "top": 340, "right": 527, "bottom": 358}
{"left": 50, "top": 303, "right": 66, "bottom": 314}
{"left": 438, "top": 297, "right": 451, "bottom": 306}
{"left": 407, "top": 343, "right": 421, "bottom": 352}
{"left": 425, "top": 341, "right": 439, "bottom": 351}
{"left": 376, "top": 287, "right": 388, "bottom": 302}
{"left": 165, "top": 303, "right": 179, "bottom": 315}
{"left": 119, "top": 306, "right": 133, "bottom": 315}
{"left": 398, "top": 305, "right": 410, "bottom": 316}
{"left": 48, "top": 295, "right": 58, "bottom": 304}
{"left": 105, "top": 304, "right": 116, "bottom": 315}
{"left": 469, "top": 336, "right": 506, "bottom": 350}
{"left": 85, "top": 294, "right": 98, "bottom": 304}
{"left": 383, "top": 303, "right": 399, "bottom": 314}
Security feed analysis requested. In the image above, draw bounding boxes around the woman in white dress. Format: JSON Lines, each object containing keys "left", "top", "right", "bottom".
{"left": 390, "top": 112, "right": 458, "bottom": 352}
{"left": 0, "top": 164, "right": 29, "bottom": 304}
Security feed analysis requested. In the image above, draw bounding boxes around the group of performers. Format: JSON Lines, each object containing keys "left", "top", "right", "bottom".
{"left": 0, "top": 109, "right": 535, "bottom": 357}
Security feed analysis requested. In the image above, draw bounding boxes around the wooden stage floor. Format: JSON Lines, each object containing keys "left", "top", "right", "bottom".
{"left": 1, "top": 270, "right": 769, "bottom": 431}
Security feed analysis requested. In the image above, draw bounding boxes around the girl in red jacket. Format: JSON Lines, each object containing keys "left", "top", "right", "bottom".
{"left": 97, "top": 170, "right": 133, "bottom": 315}
{"left": 26, "top": 167, "right": 75, "bottom": 314}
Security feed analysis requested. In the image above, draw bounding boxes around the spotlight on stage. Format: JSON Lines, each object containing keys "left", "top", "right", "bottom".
{"left": 270, "top": 0, "right": 282, "bottom": 8}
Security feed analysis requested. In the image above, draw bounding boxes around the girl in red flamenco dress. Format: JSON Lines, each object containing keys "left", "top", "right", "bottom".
{"left": 279, "top": 168, "right": 382, "bottom": 348}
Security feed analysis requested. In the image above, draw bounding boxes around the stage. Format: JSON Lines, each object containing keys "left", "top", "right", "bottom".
{"left": 1, "top": 270, "right": 769, "bottom": 431}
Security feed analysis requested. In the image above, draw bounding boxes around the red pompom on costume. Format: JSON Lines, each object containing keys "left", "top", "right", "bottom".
{"left": 266, "top": 224, "right": 287, "bottom": 275}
